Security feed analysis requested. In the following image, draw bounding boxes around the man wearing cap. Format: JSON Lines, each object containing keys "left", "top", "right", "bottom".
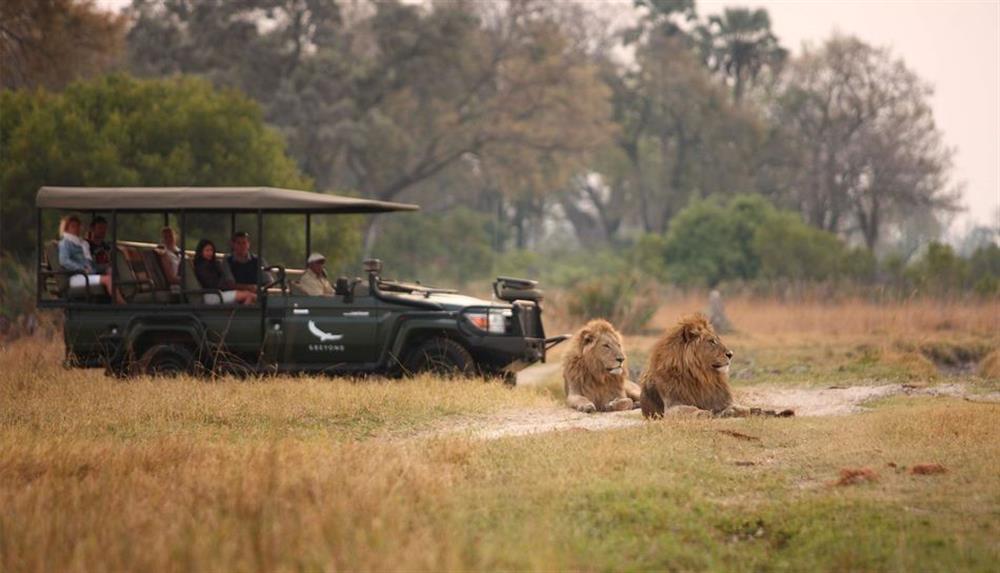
{"left": 299, "top": 252, "right": 334, "bottom": 296}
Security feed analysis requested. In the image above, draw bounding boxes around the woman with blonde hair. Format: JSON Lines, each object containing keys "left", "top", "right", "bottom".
{"left": 58, "top": 214, "right": 115, "bottom": 299}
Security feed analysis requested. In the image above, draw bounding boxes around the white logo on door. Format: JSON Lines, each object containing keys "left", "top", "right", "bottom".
{"left": 308, "top": 320, "right": 343, "bottom": 342}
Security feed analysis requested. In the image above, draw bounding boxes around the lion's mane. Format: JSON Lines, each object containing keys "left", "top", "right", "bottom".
{"left": 563, "top": 319, "right": 638, "bottom": 412}
{"left": 639, "top": 313, "right": 733, "bottom": 418}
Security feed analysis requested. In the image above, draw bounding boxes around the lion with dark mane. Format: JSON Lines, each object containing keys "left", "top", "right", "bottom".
{"left": 562, "top": 319, "right": 641, "bottom": 413}
{"left": 639, "top": 313, "right": 793, "bottom": 418}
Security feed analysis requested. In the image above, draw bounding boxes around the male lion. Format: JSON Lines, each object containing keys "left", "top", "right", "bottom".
{"left": 639, "top": 313, "right": 792, "bottom": 418}
{"left": 562, "top": 319, "right": 642, "bottom": 413}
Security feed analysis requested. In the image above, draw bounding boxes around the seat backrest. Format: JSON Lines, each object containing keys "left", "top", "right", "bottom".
{"left": 182, "top": 258, "right": 205, "bottom": 303}
{"left": 43, "top": 240, "right": 68, "bottom": 296}
{"left": 142, "top": 249, "right": 169, "bottom": 292}
{"left": 289, "top": 280, "right": 307, "bottom": 296}
{"left": 114, "top": 247, "right": 142, "bottom": 300}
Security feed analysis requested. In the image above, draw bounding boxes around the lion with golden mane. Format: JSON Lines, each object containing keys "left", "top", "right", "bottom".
{"left": 562, "top": 319, "right": 642, "bottom": 413}
{"left": 639, "top": 313, "right": 790, "bottom": 418}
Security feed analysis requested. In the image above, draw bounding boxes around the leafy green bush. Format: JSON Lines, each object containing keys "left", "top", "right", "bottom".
{"left": 655, "top": 194, "right": 858, "bottom": 286}
{"left": 905, "top": 242, "right": 968, "bottom": 296}
{"left": 564, "top": 274, "right": 658, "bottom": 333}
{"left": 754, "top": 211, "right": 848, "bottom": 281}
{"left": 660, "top": 198, "right": 753, "bottom": 286}
{"left": 375, "top": 208, "right": 496, "bottom": 286}
{"left": 969, "top": 244, "right": 1000, "bottom": 296}
{"left": 1, "top": 73, "right": 357, "bottom": 270}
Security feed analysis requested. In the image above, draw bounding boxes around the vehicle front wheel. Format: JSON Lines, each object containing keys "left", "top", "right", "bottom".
{"left": 403, "top": 337, "right": 475, "bottom": 377}
{"left": 132, "top": 344, "right": 197, "bottom": 377}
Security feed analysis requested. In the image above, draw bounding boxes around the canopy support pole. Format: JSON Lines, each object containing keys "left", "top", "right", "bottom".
{"left": 305, "top": 213, "right": 311, "bottom": 262}
{"left": 256, "top": 209, "right": 263, "bottom": 301}
{"left": 35, "top": 208, "right": 42, "bottom": 303}
{"left": 179, "top": 211, "right": 186, "bottom": 303}
{"left": 111, "top": 210, "right": 118, "bottom": 304}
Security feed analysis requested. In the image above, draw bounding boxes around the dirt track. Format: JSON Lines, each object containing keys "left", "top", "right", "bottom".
{"left": 429, "top": 364, "right": 1000, "bottom": 440}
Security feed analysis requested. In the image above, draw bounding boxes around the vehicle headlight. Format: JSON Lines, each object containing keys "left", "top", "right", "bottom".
{"left": 466, "top": 308, "right": 511, "bottom": 334}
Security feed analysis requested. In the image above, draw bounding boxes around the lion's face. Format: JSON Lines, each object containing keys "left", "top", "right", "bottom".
{"left": 688, "top": 329, "right": 734, "bottom": 374}
{"left": 581, "top": 329, "right": 626, "bottom": 376}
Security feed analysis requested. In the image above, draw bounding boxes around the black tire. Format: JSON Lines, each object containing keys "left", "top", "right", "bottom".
{"left": 133, "top": 344, "right": 197, "bottom": 377}
{"left": 403, "top": 337, "right": 475, "bottom": 377}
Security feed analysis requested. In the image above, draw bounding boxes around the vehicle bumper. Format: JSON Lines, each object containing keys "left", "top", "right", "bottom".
{"left": 468, "top": 333, "right": 570, "bottom": 374}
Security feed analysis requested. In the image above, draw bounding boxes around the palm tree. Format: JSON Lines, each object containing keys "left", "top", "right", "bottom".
{"left": 697, "top": 8, "right": 787, "bottom": 104}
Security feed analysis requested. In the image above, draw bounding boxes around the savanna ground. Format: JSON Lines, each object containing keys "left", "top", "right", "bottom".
{"left": 1, "top": 295, "right": 998, "bottom": 572}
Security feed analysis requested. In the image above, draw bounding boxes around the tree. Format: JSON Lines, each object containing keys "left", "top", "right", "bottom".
{"left": 656, "top": 194, "right": 856, "bottom": 285}
{"left": 696, "top": 7, "right": 787, "bottom": 104}
{"left": 127, "top": 0, "right": 613, "bottom": 254}
{"left": 1, "top": 0, "right": 125, "bottom": 90}
{"left": 0, "top": 74, "right": 356, "bottom": 265}
{"left": 604, "top": 33, "right": 773, "bottom": 235}
{"left": 777, "top": 35, "right": 960, "bottom": 249}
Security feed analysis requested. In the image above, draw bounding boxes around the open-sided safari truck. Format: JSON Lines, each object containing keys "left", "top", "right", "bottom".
{"left": 36, "top": 186, "right": 567, "bottom": 379}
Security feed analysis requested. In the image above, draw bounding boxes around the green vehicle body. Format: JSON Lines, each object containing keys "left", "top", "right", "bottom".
{"left": 36, "top": 186, "right": 566, "bottom": 378}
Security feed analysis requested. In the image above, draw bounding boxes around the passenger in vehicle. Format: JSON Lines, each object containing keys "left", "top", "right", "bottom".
{"left": 193, "top": 239, "right": 256, "bottom": 305}
{"left": 155, "top": 226, "right": 182, "bottom": 285}
{"left": 58, "top": 215, "right": 115, "bottom": 299}
{"left": 299, "top": 252, "right": 334, "bottom": 296}
{"left": 86, "top": 215, "right": 112, "bottom": 272}
{"left": 226, "top": 231, "right": 272, "bottom": 292}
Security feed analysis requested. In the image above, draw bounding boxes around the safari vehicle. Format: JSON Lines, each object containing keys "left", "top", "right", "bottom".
{"left": 35, "top": 186, "right": 567, "bottom": 379}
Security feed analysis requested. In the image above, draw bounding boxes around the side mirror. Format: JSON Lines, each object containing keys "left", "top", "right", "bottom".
{"left": 363, "top": 258, "right": 382, "bottom": 275}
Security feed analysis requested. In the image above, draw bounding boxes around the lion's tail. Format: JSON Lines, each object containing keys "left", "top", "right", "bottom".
{"left": 639, "top": 383, "right": 664, "bottom": 419}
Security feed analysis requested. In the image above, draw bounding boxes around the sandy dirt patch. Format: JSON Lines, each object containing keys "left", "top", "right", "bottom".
{"left": 430, "top": 371, "right": 999, "bottom": 440}
{"left": 438, "top": 405, "right": 644, "bottom": 440}
{"left": 516, "top": 362, "right": 561, "bottom": 387}
{"left": 739, "top": 382, "right": 999, "bottom": 417}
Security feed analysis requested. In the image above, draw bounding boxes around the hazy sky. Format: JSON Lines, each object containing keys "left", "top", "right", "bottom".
{"left": 704, "top": 0, "right": 999, "bottom": 230}
{"left": 100, "top": 0, "right": 998, "bottom": 229}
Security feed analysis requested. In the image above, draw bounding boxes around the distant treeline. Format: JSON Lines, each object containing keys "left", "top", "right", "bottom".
{"left": 1, "top": 0, "right": 996, "bottom": 290}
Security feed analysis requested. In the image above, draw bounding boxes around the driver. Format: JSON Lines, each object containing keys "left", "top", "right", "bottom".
{"left": 298, "top": 252, "right": 334, "bottom": 296}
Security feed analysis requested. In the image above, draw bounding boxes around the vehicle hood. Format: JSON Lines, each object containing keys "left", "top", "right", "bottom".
{"left": 409, "top": 292, "right": 508, "bottom": 311}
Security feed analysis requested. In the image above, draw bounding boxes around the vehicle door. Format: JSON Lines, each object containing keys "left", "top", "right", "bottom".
{"left": 280, "top": 291, "right": 381, "bottom": 367}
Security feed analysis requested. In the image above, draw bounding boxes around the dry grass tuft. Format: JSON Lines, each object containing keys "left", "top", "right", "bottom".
{"left": 911, "top": 463, "right": 948, "bottom": 475}
{"left": 836, "top": 467, "right": 879, "bottom": 486}
{"left": 879, "top": 349, "right": 940, "bottom": 379}
{"left": 979, "top": 349, "right": 1000, "bottom": 379}
{"left": 2, "top": 295, "right": 999, "bottom": 571}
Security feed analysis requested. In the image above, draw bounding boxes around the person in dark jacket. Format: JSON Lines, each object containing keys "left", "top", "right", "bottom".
{"left": 193, "top": 239, "right": 256, "bottom": 305}
{"left": 86, "top": 215, "right": 112, "bottom": 273}
{"left": 226, "top": 231, "right": 272, "bottom": 292}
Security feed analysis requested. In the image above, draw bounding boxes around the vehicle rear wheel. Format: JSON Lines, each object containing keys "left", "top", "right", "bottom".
{"left": 403, "top": 337, "right": 475, "bottom": 377}
{"left": 133, "top": 344, "right": 197, "bottom": 377}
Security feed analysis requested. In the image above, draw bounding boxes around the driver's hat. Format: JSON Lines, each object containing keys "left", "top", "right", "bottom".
{"left": 307, "top": 252, "right": 327, "bottom": 264}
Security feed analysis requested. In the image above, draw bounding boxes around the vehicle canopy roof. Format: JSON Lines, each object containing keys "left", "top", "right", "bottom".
{"left": 35, "top": 186, "right": 419, "bottom": 213}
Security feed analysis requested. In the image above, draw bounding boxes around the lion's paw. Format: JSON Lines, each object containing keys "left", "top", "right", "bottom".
{"left": 575, "top": 402, "right": 597, "bottom": 414}
{"left": 718, "top": 405, "right": 751, "bottom": 418}
{"left": 607, "top": 398, "right": 635, "bottom": 411}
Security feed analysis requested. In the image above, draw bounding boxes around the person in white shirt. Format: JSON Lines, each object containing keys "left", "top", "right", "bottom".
{"left": 155, "top": 226, "right": 182, "bottom": 285}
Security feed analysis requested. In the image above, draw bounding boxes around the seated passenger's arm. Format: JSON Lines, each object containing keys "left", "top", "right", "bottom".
{"left": 193, "top": 263, "right": 215, "bottom": 289}
{"left": 58, "top": 241, "right": 89, "bottom": 273}
{"left": 159, "top": 253, "right": 180, "bottom": 285}
{"left": 220, "top": 265, "right": 237, "bottom": 290}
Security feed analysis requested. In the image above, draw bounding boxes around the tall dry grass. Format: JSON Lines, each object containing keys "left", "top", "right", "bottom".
{"left": 0, "top": 336, "right": 549, "bottom": 572}
{"left": 646, "top": 293, "right": 999, "bottom": 340}
{"left": 2, "top": 296, "right": 998, "bottom": 571}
